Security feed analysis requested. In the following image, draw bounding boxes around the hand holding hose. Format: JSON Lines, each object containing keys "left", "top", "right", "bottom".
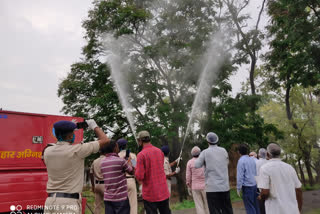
{"left": 175, "top": 167, "right": 180, "bottom": 174}
{"left": 176, "top": 157, "right": 182, "bottom": 166}
{"left": 86, "top": 119, "right": 98, "bottom": 130}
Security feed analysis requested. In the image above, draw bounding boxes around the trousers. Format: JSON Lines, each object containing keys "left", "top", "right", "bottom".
{"left": 104, "top": 199, "right": 130, "bottom": 214}
{"left": 259, "top": 199, "right": 266, "bottom": 214}
{"left": 127, "top": 178, "right": 138, "bottom": 214}
{"left": 143, "top": 198, "right": 171, "bottom": 214}
{"left": 206, "top": 191, "right": 233, "bottom": 214}
{"left": 166, "top": 179, "right": 172, "bottom": 195}
{"left": 257, "top": 189, "right": 266, "bottom": 214}
{"left": 44, "top": 195, "right": 81, "bottom": 214}
{"left": 192, "top": 190, "right": 209, "bottom": 214}
{"left": 94, "top": 184, "right": 105, "bottom": 214}
{"left": 242, "top": 186, "right": 260, "bottom": 214}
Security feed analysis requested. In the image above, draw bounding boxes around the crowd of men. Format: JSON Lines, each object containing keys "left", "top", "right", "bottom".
{"left": 43, "top": 120, "right": 303, "bottom": 214}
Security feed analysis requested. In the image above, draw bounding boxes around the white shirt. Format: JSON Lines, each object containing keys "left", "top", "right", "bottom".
{"left": 258, "top": 159, "right": 301, "bottom": 214}
{"left": 195, "top": 145, "right": 230, "bottom": 192}
{"left": 256, "top": 158, "right": 268, "bottom": 176}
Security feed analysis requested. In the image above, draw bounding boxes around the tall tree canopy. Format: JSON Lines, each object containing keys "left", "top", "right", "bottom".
{"left": 59, "top": 0, "right": 284, "bottom": 197}
{"left": 265, "top": 0, "right": 320, "bottom": 185}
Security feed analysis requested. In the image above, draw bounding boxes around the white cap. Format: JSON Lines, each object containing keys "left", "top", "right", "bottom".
{"left": 191, "top": 146, "right": 201, "bottom": 156}
{"left": 206, "top": 132, "right": 219, "bottom": 144}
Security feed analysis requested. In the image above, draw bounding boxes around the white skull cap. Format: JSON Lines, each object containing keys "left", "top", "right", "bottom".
{"left": 206, "top": 132, "right": 219, "bottom": 144}
{"left": 191, "top": 146, "right": 201, "bottom": 156}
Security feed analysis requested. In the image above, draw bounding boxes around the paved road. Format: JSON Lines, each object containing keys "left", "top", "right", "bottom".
{"left": 173, "top": 189, "right": 320, "bottom": 214}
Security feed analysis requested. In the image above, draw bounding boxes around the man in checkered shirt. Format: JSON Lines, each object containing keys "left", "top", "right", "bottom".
{"left": 135, "top": 131, "right": 171, "bottom": 214}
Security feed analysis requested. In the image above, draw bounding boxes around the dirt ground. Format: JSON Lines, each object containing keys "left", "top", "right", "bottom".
{"left": 172, "top": 189, "right": 320, "bottom": 214}
{"left": 302, "top": 189, "right": 320, "bottom": 213}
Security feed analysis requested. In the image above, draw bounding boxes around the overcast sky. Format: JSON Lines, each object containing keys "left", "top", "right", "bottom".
{"left": 0, "top": 0, "right": 92, "bottom": 115}
{"left": 0, "top": 0, "right": 267, "bottom": 116}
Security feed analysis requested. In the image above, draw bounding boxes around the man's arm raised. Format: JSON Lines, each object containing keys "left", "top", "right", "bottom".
{"left": 86, "top": 119, "right": 110, "bottom": 147}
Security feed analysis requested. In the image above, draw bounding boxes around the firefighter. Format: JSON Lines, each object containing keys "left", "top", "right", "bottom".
{"left": 117, "top": 138, "right": 138, "bottom": 214}
{"left": 90, "top": 148, "right": 107, "bottom": 214}
{"left": 43, "top": 120, "right": 109, "bottom": 214}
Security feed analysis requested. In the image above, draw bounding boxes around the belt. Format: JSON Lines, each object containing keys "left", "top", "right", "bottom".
{"left": 126, "top": 176, "right": 135, "bottom": 179}
{"left": 48, "top": 192, "right": 80, "bottom": 199}
{"left": 95, "top": 180, "right": 104, "bottom": 184}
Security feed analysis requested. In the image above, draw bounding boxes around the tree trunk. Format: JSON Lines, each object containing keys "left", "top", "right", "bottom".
{"left": 169, "top": 126, "right": 187, "bottom": 202}
{"left": 300, "top": 142, "right": 315, "bottom": 186}
{"left": 298, "top": 159, "right": 306, "bottom": 186}
{"left": 315, "top": 150, "right": 320, "bottom": 183}
{"left": 308, "top": 92, "right": 320, "bottom": 184}
{"left": 284, "top": 81, "right": 314, "bottom": 186}
{"left": 249, "top": 55, "right": 256, "bottom": 96}
{"left": 316, "top": 162, "right": 320, "bottom": 183}
{"left": 304, "top": 156, "right": 315, "bottom": 186}
{"left": 228, "top": 144, "right": 240, "bottom": 186}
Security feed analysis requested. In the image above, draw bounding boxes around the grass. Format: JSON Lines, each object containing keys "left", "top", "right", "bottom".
{"left": 171, "top": 200, "right": 195, "bottom": 210}
{"left": 82, "top": 187, "right": 246, "bottom": 212}
{"left": 170, "top": 184, "right": 320, "bottom": 211}
{"left": 82, "top": 188, "right": 243, "bottom": 212}
{"left": 170, "top": 188, "right": 242, "bottom": 211}
{"left": 302, "top": 184, "right": 320, "bottom": 191}
{"left": 306, "top": 209, "right": 320, "bottom": 214}
{"left": 229, "top": 188, "right": 242, "bottom": 202}
{"left": 82, "top": 190, "right": 97, "bottom": 214}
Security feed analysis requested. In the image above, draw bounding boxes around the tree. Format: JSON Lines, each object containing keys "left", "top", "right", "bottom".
{"left": 58, "top": 60, "right": 133, "bottom": 137}
{"left": 57, "top": 60, "right": 139, "bottom": 167}
{"left": 58, "top": 0, "right": 283, "bottom": 198}
{"left": 266, "top": 0, "right": 320, "bottom": 185}
{"left": 259, "top": 86, "right": 320, "bottom": 185}
{"left": 61, "top": 0, "right": 236, "bottom": 199}
{"left": 222, "top": 0, "right": 267, "bottom": 97}
{"left": 208, "top": 94, "right": 281, "bottom": 149}
{"left": 200, "top": 92, "right": 282, "bottom": 183}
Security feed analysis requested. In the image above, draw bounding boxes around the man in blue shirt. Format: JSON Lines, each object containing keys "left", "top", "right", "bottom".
{"left": 237, "top": 144, "right": 260, "bottom": 214}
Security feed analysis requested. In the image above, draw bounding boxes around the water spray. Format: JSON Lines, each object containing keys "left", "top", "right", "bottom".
{"left": 106, "top": 53, "right": 139, "bottom": 145}
{"left": 177, "top": 32, "right": 227, "bottom": 165}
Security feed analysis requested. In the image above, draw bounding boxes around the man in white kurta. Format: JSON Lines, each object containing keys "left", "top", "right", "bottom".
{"left": 258, "top": 143, "right": 302, "bottom": 214}
{"left": 255, "top": 148, "right": 268, "bottom": 214}
{"left": 256, "top": 148, "right": 268, "bottom": 176}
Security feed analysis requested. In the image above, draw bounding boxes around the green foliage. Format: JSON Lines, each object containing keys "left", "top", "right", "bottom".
{"left": 258, "top": 86, "right": 320, "bottom": 184}
{"left": 171, "top": 200, "right": 195, "bottom": 210}
{"left": 229, "top": 188, "right": 242, "bottom": 202}
{"left": 86, "top": 0, "right": 149, "bottom": 37}
{"left": 79, "top": 0, "right": 238, "bottom": 152}
{"left": 306, "top": 209, "right": 320, "bottom": 214}
{"left": 302, "top": 184, "right": 320, "bottom": 191}
{"left": 57, "top": 59, "right": 138, "bottom": 163}
{"left": 201, "top": 93, "right": 283, "bottom": 150}
{"left": 263, "top": 0, "right": 320, "bottom": 185}
{"left": 58, "top": 60, "right": 128, "bottom": 137}
{"left": 267, "top": 0, "right": 320, "bottom": 89}
{"left": 58, "top": 0, "right": 284, "bottom": 162}
{"left": 58, "top": 0, "right": 288, "bottom": 199}
{"left": 171, "top": 189, "right": 241, "bottom": 211}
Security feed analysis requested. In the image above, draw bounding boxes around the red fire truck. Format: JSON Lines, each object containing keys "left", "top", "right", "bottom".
{"left": 0, "top": 110, "right": 87, "bottom": 213}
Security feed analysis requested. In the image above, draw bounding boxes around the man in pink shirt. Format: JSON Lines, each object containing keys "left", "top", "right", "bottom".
{"left": 186, "top": 146, "right": 209, "bottom": 214}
